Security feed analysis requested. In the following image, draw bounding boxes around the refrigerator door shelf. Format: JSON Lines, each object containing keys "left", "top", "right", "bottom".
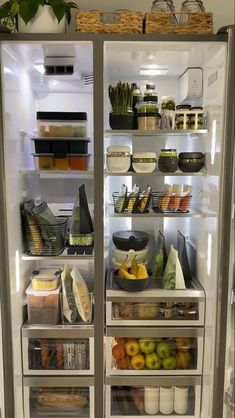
{"left": 22, "top": 327, "right": 94, "bottom": 376}
{"left": 106, "top": 328, "right": 203, "bottom": 376}
{"left": 23, "top": 377, "right": 94, "bottom": 418}
{"left": 106, "top": 376, "right": 201, "bottom": 418}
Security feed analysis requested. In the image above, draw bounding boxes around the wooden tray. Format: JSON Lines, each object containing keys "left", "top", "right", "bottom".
{"left": 145, "top": 12, "right": 213, "bottom": 34}
{"left": 76, "top": 11, "right": 143, "bottom": 34}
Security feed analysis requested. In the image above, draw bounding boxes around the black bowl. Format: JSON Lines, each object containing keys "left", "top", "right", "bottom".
{"left": 113, "top": 269, "right": 152, "bottom": 292}
{"left": 112, "top": 230, "right": 149, "bottom": 251}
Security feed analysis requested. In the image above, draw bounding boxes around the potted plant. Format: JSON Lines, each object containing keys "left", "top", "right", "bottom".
{"left": 0, "top": 0, "right": 78, "bottom": 33}
{"left": 109, "top": 81, "right": 135, "bottom": 130}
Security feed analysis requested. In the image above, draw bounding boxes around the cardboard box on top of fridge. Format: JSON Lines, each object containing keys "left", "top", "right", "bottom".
{"left": 179, "top": 67, "right": 203, "bottom": 103}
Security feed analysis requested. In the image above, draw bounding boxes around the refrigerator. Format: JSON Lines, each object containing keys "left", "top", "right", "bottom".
{"left": 0, "top": 26, "right": 234, "bottom": 418}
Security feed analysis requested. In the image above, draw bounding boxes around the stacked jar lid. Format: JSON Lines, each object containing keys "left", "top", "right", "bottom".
{"left": 33, "top": 111, "right": 91, "bottom": 170}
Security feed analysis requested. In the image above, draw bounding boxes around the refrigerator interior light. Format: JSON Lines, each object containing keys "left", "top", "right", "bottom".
{"left": 139, "top": 65, "right": 168, "bottom": 76}
{"left": 34, "top": 63, "right": 45, "bottom": 75}
{"left": 211, "top": 120, "right": 217, "bottom": 165}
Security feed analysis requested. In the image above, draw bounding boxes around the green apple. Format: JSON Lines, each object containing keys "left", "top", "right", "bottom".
{"left": 156, "top": 342, "right": 171, "bottom": 359}
{"left": 139, "top": 338, "right": 155, "bottom": 354}
{"left": 162, "top": 355, "right": 177, "bottom": 370}
{"left": 145, "top": 352, "right": 162, "bottom": 370}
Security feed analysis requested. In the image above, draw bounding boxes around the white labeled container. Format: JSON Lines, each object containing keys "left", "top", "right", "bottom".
{"left": 174, "top": 386, "right": 189, "bottom": 414}
{"left": 31, "top": 268, "right": 61, "bottom": 291}
{"left": 132, "top": 152, "right": 156, "bottom": 173}
{"left": 159, "top": 386, "right": 174, "bottom": 414}
{"left": 144, "top": 386, "right": 159, "bottom": 414}
{"left": 37, "top": 112, "right": 87, "bottom": 138}
{"left": 106, "top": 146, "right": 131, "bottom": 173}
{"left": 26, "top": 284, "right": 61, "bottom": 325}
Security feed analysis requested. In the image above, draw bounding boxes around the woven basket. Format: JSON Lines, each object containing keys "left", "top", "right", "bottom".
{"left": 145, "top": 12, "right": 213, "bottom": 34}
{"left": 76, "top": 11, "right": 143, "bottom": 34}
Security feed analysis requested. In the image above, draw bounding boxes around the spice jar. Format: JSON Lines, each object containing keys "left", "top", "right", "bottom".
{"left": 190, "top": 106, "right": 204, "bottom": 130}
{"left": 106, "top": 146, "right": 131, "bottom": 173}
{"left": 178, "top": 152, "right": 205, "bottom": 172}
{"left": 144, "top": 83, "right": 158, "bottom": 103}
{"left": 158, "top": 149, "right": 178, "bottom": 173}
{"left": 175, "top": 105, "right": 191, "bottom": 130}
{"left": 132, "top": 152, "right": 157, "bottom": 173}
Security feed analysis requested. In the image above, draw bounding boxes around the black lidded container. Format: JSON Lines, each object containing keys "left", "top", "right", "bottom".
{"left": 158, "top": 149, "right": 178, "bottom": 173}
{"left": 31, "top": 137, "right": 90, "bottom": 155}
{"left": 144, "top": 83, "right": 158, "bottom": 103}
{"left": 112, "top": 230, "right": 149, "bottom": 251}
{"left": 178, "top": 152, "right": 205, "bottom": 172}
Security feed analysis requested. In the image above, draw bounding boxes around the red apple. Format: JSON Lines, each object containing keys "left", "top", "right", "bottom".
{"left": 112, "top": 343, "right": 126, "bottom": 360}
{"left": 116, "top": 355, "right": 130, "bottom": 369}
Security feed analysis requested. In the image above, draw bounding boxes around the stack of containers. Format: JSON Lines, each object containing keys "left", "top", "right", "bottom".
{"left": 33, "top": 112, "right": 91, "bottom": 170}
{"left": 111, "top": 230, "right": 149, "bottom": 271}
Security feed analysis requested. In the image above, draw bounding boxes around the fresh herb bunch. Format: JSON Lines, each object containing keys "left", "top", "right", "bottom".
{"left": 0, "top": 0, "right": 78, "bottom": 30}
{"left": 109, "top": 81, "right": 134, "bottom": 115}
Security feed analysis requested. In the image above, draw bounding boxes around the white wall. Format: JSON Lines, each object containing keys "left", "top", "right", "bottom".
{"left": 0, "top": 0, "right": 234, "bottom": 33}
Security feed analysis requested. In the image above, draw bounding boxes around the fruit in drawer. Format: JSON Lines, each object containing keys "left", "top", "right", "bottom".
{"left": 175, "top": 338, "right": 192, "bottom": 351}
{"left": 156, "top": 342, "right": 171, "bottom": 359}
{"left": 115, "top": 337, "right": 127, "bottom": 345}
{"left": 162, "top": 355, "right": 177, "bottom": 370}
{"left": 131, "top": 354, "right": 145, "bottom": 370}
{"left": 112, "top": 343, "right": 126, "bottom": 360}
{"left": 176, "top": 350, "right": 192, "bottom": 369}
{"left": 125, "top": 340, "right": 140, "bottom": 356}
{"left": 116, "top": 355, "right": 130, "bottom": 369}
{"left": 146, "top": 352, "right": 161, "bottom": 370}
{"left": 137, "top": 263, "right": 149, "bottom": 279}
{"left": 139, "top": 338, "right": 155, "bottom": 354}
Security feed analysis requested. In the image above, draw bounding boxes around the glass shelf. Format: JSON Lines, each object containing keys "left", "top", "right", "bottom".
{"left": 20, "top": 169, "right": 94, "bottom": 179}
{"left": 105, "top": 170, "right": 206, "bottom": 177}
{"left": 105, "top": 129, "right": 208, "bottom": 137}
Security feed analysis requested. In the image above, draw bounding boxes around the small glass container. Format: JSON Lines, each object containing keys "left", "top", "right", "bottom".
{"left": 161, "top": 96, "right": 175, "bottom": 111}
{"left": 158, "top": 149, "right": 178, "bottom": 173}
{"left": 190, "top": 106, "right": 204, "bottom": 130}
{"left": 137, "top": 113, "right": 161, "bottom": 131}
{"left": 144, "top": 83, "right": 158, "bottom": 103}
{"left": 132, "top": 152, "right": 157, "bottom": 173}
{"left": 106, "top": 146, "right": 131, "bottom": 173}
{"left": 175, "top": 105, "right": 191, "bottom": 130}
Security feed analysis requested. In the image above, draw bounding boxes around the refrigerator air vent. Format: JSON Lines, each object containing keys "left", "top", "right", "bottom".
{"left": 83, "top": 73, "right": 93, "bottom": 85}
{"left": 44, "top": 56, "right": 74, "bottom": 76}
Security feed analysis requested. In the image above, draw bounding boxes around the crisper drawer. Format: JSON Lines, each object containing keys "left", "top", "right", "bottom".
{"left": 106, "top": 376, "right": 201, "bottom": 418}
{"left": 22, "top": 326, "right": 94, "bottom": 375}
{"left": 106, "top": 328, "right": 203, "bottom": 376}
{"left": 106, "top": 280, "right": 205, "bottom": 327}
{"left": 23, "top": 377, "right": 94, "bottom": 418}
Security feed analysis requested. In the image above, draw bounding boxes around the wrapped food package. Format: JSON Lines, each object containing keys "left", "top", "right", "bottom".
{"left": 138, "top": 185, "right": 152, "bottom": 213}
{"left": 179, "top": 185, "right": 192, "bottom": 212}
{"left": 115, "top": 184, "right": 128, "bottom": 213}
{"left": 169, "top": 184, "right": 182, "bottom": 212}
{"left": 162, "top": 245, "right": 186, "bottom": 289}
{"left": 177, "top": 230, "right": 193, "bottom": 281}
{"left": 159, "top": 184, "right": 172, "bottom": 211}
{"left": 154, "top": 231, "right": 167, "bottom": 278}
{"left": 126, "top": 184, "right": 140, "bottom": 213}
{"left": 71, "top": 266, "right": 91, "bottom": 323}
{"left": 61, "top": 265, "right": 78, "bottom": 323}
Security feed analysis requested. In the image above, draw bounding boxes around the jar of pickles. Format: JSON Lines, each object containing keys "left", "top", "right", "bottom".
{"left": 175, "top": 105, "right": 191, "bottom": 130}
{"left": 158, "top": 149, "right": 178, "bottom": 172}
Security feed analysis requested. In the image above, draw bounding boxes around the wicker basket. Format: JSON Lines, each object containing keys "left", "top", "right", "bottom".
{"left": 145, "top": 12, "right": 213, "bottom": 34}
{"left": 76, "top": 11, "right": 143, "bottom": 34}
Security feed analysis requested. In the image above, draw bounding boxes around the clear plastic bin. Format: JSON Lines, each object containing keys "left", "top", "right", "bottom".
{"left": 37, "top": 112, "right": 87, "bottom": 138}
{"left": 26, "top": 284, "right": 61, "bottom": 325}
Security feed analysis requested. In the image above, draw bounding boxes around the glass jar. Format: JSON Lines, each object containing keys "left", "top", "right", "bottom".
{"left": 137, "top": 113, "right": 161, "bottom": 131}
{"left": 158, "top": 149, "right": 178, "bottom": 173}
{"left": 175, "top": 105, "right": 191, "bottom": 130}
{"left": 190, "top": 106, "right": 204, "bottom": 130}
{"left": 151, "top": 0, "right": 175, "bottom": 12}
{"left": 132, "top": 83, "right": 143, "bottom": 129}
{"left": 180, "top": 0, "right": 205, "bottom": 24}
{"left": 136, "top": 101, "right": 159, "bottom": 114}
{"left": 144, "top": 83, "right": 158, "bottom": 103}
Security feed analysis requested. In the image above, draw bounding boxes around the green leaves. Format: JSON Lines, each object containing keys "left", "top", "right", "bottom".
{"left": 19, "top": 0, "right": 40, "bottom": 24}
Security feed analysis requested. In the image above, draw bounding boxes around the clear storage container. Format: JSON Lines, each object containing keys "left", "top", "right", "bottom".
{"left": 31, "top": 268, "right": 61, "bottom": 291}
{"left": 37, "top": 112, "right": 87, "bottom": 138}
{"left": 69, "top": 154, "right": 90, "bottom": 170}
{"left": 26, "top": 284, "right": 61, "bottom": 325}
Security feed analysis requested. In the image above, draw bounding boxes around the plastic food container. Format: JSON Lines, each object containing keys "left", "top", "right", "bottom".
{"left": 136, "top": 101, "right": 159, "bottom": 114}
{"left": 175, "top": 105, "right": 191, "bottom": 130}
{"left": 137, "top": 113, "right": 161, "bottom": 130}
{"left": 54, "top": 155, "right": 69, "bottom": 170}
{"left": 158, "top": 149, "right": 178, "bottom": 173}
{"left": 26, "top": 284, "right": 61, "bottom": 325}
{"left": 69, "top": 232, "right": 94, "bottom": 247}
{"left": 132, "top": 152, "right": 157, "bottom": 173}
{"left": 106, "top": 146, "right": 131, "bottom": 173}
{"left": 189, "top": 107, "right": 204, "bottom": 130}
{"left": 37, "top": 112, "right": 87, "bottom": 137}
{"left": 69, "top": 154, "right": 90, "bottom": 170}
{"left": 31, "top": 268, "right": 61, "bottom": 291}
{"left": 179, "top": 152, "right": 205, "bottom": 172}
{"left": 33, "top": 154, "right": 54, "bottom": 170}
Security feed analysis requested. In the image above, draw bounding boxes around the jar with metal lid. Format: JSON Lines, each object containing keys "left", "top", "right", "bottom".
{"left": 158, "top": 149, "right": 178, "bottom": 173}
{"left": 106, "top": 146, "right": 131, "bottom": 173}
{"left": 178, "top": 152, "right": 205, "bottom": 172}
{"left": 189, "top": 106, "right": 204, "bottom": 130}
{"left": 144, "top": 83, "right": 158, "bottom": 103}
{"left": 180, "top": 0, "right": 205, "bottom": 24}
{"left": 175, "top": 105, "right": 191, "bottom": 130}
{"left": 132, "top": 152, "right": 157, "bottom": 173}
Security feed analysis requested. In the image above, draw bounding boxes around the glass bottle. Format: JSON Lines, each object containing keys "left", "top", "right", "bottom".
{"left": 180, "top": 0, "right": 205, "bottom": 24}
{"left": 132, "top": 83, "right": 143, "bottom": 129}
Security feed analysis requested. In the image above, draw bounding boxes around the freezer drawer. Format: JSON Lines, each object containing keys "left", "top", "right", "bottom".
{"left": 106, "top": 279, "right": 205, "bottom": 327}
{"left": 106, "top": 376, "right": 201, "bottom": 418}
{"left": 23, "top": 377, "right": 94, "bottom": 418}
{"left": 106, "top": 328, "right": 203, "bottom": 376}
{"left": 22, "top": 326, "right": 94, "bottom": 375}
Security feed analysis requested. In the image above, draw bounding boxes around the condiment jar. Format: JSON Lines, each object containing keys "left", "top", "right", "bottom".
{"left": 132, "top": 152, "right": 157, "bottom": 173}
{"left": 144, "top": 83, "right": 158, "bottom": 103}
{"left": 178, "top": 152, "right": 205, "bottom": 172}
{"left": 189, "top": 106, "right": 204, "bottom": 130}
{"left": 175, "top": 105, "right": 191, "bottom": 130}
{"left": 106, "top": 146, "right": 131, "bottom": 173}
{"left": 158, "top": 149, "right": 178, "bottom": 173}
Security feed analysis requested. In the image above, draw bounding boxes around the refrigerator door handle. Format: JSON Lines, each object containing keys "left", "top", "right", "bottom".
{"left": 231, "top": 289, "right": 235, "bottom": 305}
{"left": 217, "top": 24, "right": 235, "bottom": 34}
